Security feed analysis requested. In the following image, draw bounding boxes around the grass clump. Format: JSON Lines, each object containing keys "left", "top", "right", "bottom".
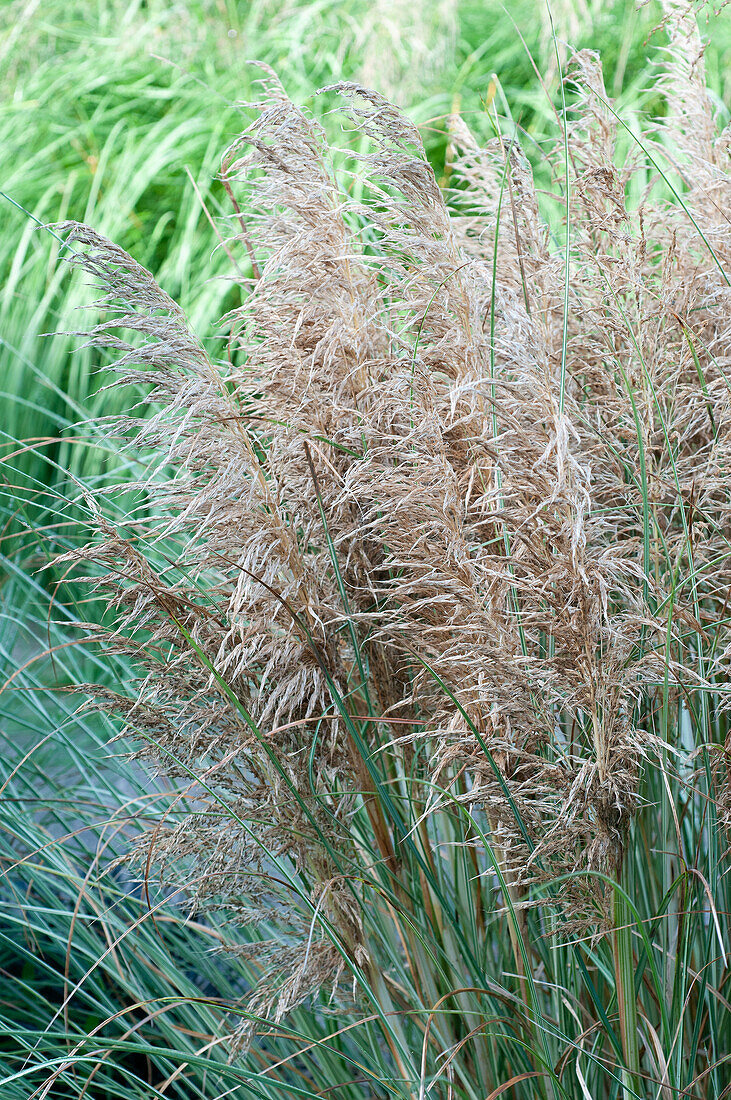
{"left": 4, "top": 1, "right": 731, "bottom": 1097}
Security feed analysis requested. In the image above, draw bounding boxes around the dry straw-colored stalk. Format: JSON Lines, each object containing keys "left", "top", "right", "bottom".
{"left": 58, "top": 0, "right": 730, "bottom": 1062}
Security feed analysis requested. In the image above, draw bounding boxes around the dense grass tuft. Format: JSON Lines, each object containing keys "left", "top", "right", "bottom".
{"left": 2, "top": 2, "right": 731, "bottom": 1099}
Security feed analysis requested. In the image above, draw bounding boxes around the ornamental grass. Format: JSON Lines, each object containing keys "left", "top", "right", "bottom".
{"left": 46, "top": 4, "right": 731, "bottom": 1096}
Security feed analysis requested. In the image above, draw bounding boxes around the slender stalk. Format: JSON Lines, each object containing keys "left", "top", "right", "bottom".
{"left": 613, "top": 877, "right": 640, "bottom": 1100}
